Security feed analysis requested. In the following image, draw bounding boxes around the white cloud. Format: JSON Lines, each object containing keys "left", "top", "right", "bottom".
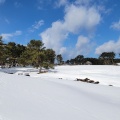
{"left": 40, "top": 21, "right": 68, "bottom": 53}
{"left": 55, "top": 0, "right": 68, "bottom": 7}
{"left": 40, "top": 3, "right": 101, "bottom": 58}
{"left": 75, "top": 0, "right": 92, "bottom": 5}
{"left": 0, "top": 0, "right": 5, "bottom": 4}
{"left": 76, "top": 36, "right": 89, "bottom": 48}
{"left": 110, "top": 20, "right": 120, "bottom": 30}
{"left": 58, "top": 35, "right": 92, "bottom": 60}
{"left": 64, "top": 5, "right": 101, "bottom": 33}
{"left": 55, "top": 0, "right": 92, "bottom": 7}
{"left": 13, "top": 31, "right": 22, "bottom": 36}
{"left": 1, "top": 34, "right": 13, "bottom": 40}
{"left": 1, "top": 31, "right": 22, "bottom": 41}
{"left": 29, "top": 20, "right": 44, "bottom": 32}
{"left": 37, "top": 0, "right": 52, "bottom": 10}
{"left": 59, "top": 47, "right": 67, "bottom": 55}
{"left": 76, "top": 35, "right": 90, "bottom": 55}
{"left": 95, "top": 38, "right": 120, "bottom": 55}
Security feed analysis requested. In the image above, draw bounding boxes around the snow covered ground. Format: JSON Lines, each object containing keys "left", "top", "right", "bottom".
{"left": 0, "top": 65, "right": 120, "bottom": 120}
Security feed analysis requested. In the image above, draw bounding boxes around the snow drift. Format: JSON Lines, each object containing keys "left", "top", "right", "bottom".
{"left": 0, "top": 65, "right": 120, "bottom": 120}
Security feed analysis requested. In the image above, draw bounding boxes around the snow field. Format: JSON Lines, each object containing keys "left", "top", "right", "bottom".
{"left": 0, "top": 65, "right": 120, "bottom": 120}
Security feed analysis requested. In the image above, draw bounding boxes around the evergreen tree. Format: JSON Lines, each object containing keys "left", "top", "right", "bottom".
{"left": 74, "top": 55, "right": 84, "bottom": 65}
{"left": 4, "top": 42, "right": 25, "bottom": 66}
{"left": 99, "top": 52, "right": 115, "bottom": 65}
{"left": 0, "top": 36, "right": 4, "bottom": 65}
{"left": 56, "top": 54, "right": 63, "bottom": 65}
{"left": 44, "top": 49, "right": 56, "bottom": 64}
{"left": 19, "top": 40, "right": 55, "bottom": 73}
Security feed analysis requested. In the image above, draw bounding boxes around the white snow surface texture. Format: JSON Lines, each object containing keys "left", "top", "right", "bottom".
{"left": 0, "top": 65, "right": 120, "bottom": 120}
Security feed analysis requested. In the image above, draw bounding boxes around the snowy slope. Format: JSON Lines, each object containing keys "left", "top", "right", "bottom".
{"left": 29, "top": 65, "right": 120, "bottom": 87}
{"left": 0, "top": 65, "right": 120, "bottom": 120}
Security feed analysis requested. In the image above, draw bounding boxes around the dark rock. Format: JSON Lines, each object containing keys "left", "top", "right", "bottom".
{"left": 88, "top": 80, "right": 94, "bottom": 83}
{"left": 25, "top": 74, "right": 30, "bottom": 76}
{"left": 84, "top": 78, "right": 90, "bottom": 82}
{"left": 76, "top": 78, "right": 83, "bottom": 81}
{"left": 9, "top": 73, "right": 13, "bottom": 74}
{"left": 84, "top": 78, "right": 89, "bottom": 80}
{"left": 76, "top": 78, "right": 80, "bottom": 81}
{"left": 94, "top": 81, "right": 99, "bottom": 84}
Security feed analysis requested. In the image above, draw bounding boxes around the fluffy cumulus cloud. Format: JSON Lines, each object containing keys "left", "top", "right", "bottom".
{"left": 95, "top": 38, "right": 120, "bottom": 55}
{"left": 1, "top": 31, "right": 22, "bottom": 41}
{"left": 0, "top": 0, "right": 5, "bottom": 4}
{"left": 76, "top": 35, "right": 91, "bottom": 55}
{"left": 40, "top": 2, "right": 101, "bottom": 58}
{"left": 64, "top": 5, "right": 100, "bottom": 33}
{"left": 110, "top": 20, "right": 120, "bottom": 30}
{"left": 40, "top": 21, "right": 68, "bottom": 53}
{"left": 59, "top": 35, "right": 92, "bottom": 60}
{"left": 59, "top": 47, "right": 67, "bottom": 55}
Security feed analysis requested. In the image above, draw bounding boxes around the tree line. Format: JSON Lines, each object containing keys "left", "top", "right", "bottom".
{"left": 0, "top": 36, "right": 60, "bottom": 72}
{"left": 65, "top": 52, "right": 120, "bottom": 65}
{"left": 1, "top": 36, "right": 120, "bottom": 71}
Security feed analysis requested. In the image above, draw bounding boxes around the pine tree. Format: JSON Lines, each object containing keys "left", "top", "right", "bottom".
{"left": 57, "top": 54, "right": 63, "bottom": 65}
{"left": 19, "top": 40, "right": 55, "bottom": 73}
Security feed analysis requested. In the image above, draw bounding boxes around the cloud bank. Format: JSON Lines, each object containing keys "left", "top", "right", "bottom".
{"left": 76, "top": 35, "right": 91, "bottom": 55}
{"left": 40, "top": 2, "right": 101, "bottom": 59}
{"left": 95, "top": 38, "right": 120, "bottom": 55}
{"left": 1, "top": 31, "right": 22, "bottom": 41}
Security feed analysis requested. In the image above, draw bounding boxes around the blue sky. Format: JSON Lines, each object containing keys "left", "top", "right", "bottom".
{"left": 0, "top": 0, "right": 120, "bottom": 60}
